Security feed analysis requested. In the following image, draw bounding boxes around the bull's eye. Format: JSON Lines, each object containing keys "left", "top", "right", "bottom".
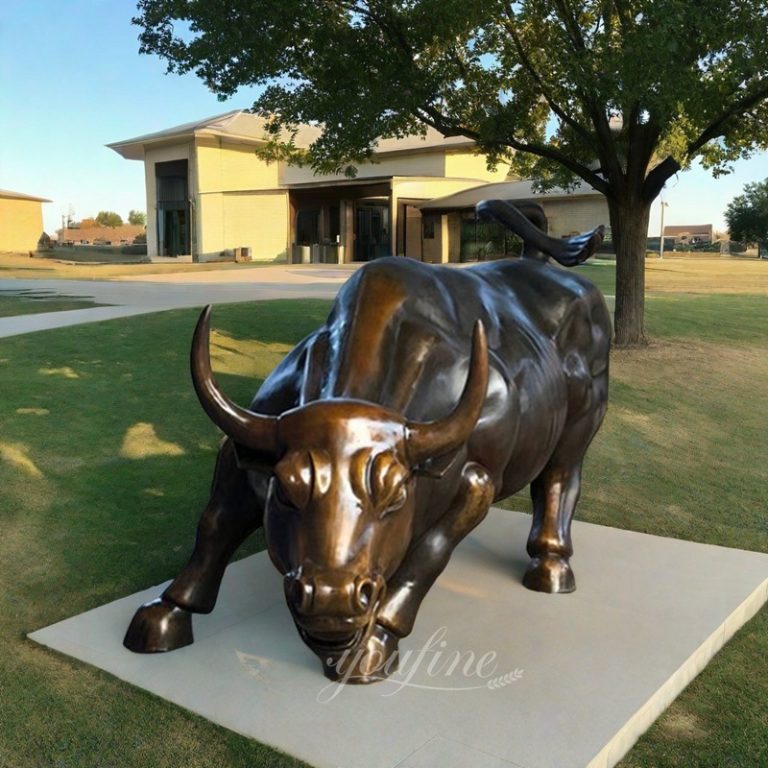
{"left": 368, "top": 452, "right": 408, "bottom": 517}
{"left": 274, "top": 452, "right": 313, "bottom": 509}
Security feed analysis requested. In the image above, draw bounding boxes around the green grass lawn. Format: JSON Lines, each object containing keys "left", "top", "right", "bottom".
{"left": 0, "top": 251, "right": 294, "bottom": 280}
{"left": 0, "top": 291, "right": 105, "bottom": 317}
{"left": 0, "top": 292, "right": 766, "bottom": 767}
{"left": 572, "top": 260, "right": 617, "bottom": 295}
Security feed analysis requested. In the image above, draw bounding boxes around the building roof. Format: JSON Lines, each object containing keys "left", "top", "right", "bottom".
{"left": 418, "top": 179, "right": 602, "bottom": 212}
{"left": 286, "top": 175, "right": 395, "bottom": 190}
{"left": 0, "top": 188, "right": 51, "bottom": 203}
{"left": 108, "top": 110, "right": 475, "bottom": 161}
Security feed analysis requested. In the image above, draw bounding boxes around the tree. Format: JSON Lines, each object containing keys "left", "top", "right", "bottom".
{"left": 134, "top": 0, "right": 768, "bottom": 345}
{"left": 128, "top": 210, "right": 146, "bottom": 226}
{"left": 96, "top": 211, "right": 124, "bottom": 228}
{"left": 725, "top": 180, "right": 768, "bottom": 258}
{"left": 79, "top": 218, "right": 98, "bottom": 229}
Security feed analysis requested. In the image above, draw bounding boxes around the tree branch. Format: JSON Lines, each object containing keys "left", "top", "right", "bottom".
{"left": 552, "top": 0, "right": 587, "bottom": 51}
{"left": 415, "top": 105, "right": 612, "bottom": 198}
{"left": 626, "top": 107, "right": 663, "bottom": 195}
{"left": 585, "top": 101, "right": 624, "bottom": 188}
{"left": 642, "top": 155, "right": 681, "bottom": 202}
{"left": 544, "top": 1, "right": 624, "bottom": 185}
{"left": 611, "top": 0, "right": 633, "bottom": 33}
{"left": 624, "top": 101, "right": 642, "bottom": 186}
{"left": 686, "top": 80, "right": 768, "bottom": 157}
{"left": 501, "top": 4, "right": 596, "bottom": 151}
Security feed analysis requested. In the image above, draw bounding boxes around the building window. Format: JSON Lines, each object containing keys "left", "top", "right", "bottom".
{"left": 459, "top": 211, "right": 521, "bottom": 261}
{"left": 296, "top": 209, "right": 320, "bottom": 246}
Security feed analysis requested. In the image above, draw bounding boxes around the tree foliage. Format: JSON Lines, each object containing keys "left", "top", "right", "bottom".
{"left": 128, "top": 210, "right": 146, "bottom": 226}
{"left": 78, "top": 218, "right": 98, "bottom": 229}
{"left": 134, "top": 0, "right": 768, "bottom": 344}
{"left": 95, "top": 211, "right": 124, "bottom": 228}
{"left": 725, "top": 179, "right": 768, "bottom": 256}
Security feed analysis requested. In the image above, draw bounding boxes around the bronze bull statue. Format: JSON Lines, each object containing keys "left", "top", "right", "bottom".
{"left": 124, "top": 200, "right": 611, "bottom": 683}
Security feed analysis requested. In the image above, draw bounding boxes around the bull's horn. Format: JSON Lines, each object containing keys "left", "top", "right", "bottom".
{"left": 190, "top": 305, "right": 278, "bottom": 453}
{"left": 406, "top": 320, "right": 489, "bottom": 465}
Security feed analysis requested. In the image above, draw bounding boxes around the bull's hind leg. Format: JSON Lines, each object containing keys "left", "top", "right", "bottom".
{"left": 523, "top": 464, "right": 582, "bottom": 593}
{"left": 524, "top": 371, "right": 608, "bottom": 593}
{"left": 124, "top": 439, "right": 264, "bottom": 652}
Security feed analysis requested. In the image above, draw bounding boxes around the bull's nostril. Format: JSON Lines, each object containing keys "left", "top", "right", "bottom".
{"left": 289, "top": 576, "right": 314, "bottom": 613}
{"left": 355, "top": 577, "right": 376, "bottom": 611}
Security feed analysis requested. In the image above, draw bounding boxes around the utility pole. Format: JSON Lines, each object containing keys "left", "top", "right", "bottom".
{"left": 659, "top": 200, "right": 669, "bottom": 259}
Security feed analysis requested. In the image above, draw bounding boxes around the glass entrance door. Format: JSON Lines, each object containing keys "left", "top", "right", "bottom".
{"left": 156, "top": 160, "right": 190, "bottom": 257}
{"left": 159, "top": 208, "right": 188, "bottom": 257}
{"left": 355, "top": 203, "right": 389, "bottom": 261}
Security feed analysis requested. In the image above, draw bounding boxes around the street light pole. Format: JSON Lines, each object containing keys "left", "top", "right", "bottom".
{"left": 659, "top": 200, "right": 669, "bottom": 260}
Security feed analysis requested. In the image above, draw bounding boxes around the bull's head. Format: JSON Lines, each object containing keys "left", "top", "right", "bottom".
{"left": 190, "top": 307, "right": 488, "bottom": 656}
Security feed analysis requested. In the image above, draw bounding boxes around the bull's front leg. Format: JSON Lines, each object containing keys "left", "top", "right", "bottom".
{"left": 327, "top": 462, "right": 493, "bottom": 683}
{"left": 124, "top": 439, "right": 265, "bottom": 653}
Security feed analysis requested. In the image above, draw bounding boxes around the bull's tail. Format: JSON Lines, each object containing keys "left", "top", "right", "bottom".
{"left": 476, "top": 199, "right": 604, "bottom": 266}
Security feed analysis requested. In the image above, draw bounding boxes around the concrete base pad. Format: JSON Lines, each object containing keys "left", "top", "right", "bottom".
{"left": 30, "top": 510, "right": 768, "bottom": 768}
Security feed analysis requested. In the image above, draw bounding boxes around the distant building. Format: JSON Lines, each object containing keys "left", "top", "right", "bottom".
{"left": 57, "top": 224, "right": 145, "bottom": 246}
{"left": 0, "top": 189, "right": 51, "bottom": 252}
{"left": 108, "top": 110, "right": 609, "bottom": 264}
{"left": 663, "top": 224, "right": 714, "bottom": 245}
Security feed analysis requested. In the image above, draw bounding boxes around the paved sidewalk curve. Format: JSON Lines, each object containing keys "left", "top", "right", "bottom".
{"left": 0, "top": 265, "right": 357, "bottom": 338}
{"left": 0, "top": 263, "right": 612, "bottom": 339}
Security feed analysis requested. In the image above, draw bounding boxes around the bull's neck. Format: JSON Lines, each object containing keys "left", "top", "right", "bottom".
{"left": 329, "top": 270, "right": 408, "bottom": 403}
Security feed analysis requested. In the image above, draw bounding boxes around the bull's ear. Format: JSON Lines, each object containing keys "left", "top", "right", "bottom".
{"left": 412, "top": 450, "right": 460, "bottom": 479}
{"left": 233, "top": 443, "right": 275, "bottom": 472}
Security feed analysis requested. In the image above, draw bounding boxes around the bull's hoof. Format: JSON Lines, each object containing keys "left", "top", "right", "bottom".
{"left": 321, "top": 624, "right": 399, "bottom": 684}
{"left": 523, "top": 555, "right": 576, "bottom": 594}
{"left": 123, "top": 598, "right": 193, "bottom": 653}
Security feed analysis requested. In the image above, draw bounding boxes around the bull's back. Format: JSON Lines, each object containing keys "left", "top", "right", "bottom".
{"left": 253, "top": 257, "right": 609, "bottom": 489}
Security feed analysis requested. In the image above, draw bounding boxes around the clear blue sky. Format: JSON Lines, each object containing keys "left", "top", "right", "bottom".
{"left": 2, "top": 1, "right": 768, "bottom": 236}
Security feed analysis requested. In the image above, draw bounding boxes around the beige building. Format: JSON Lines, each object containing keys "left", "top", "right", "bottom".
{"left": 663, "top": 224, "right": 713, "bottom": 245}
{"left": 418, "top": 180, "right": 610, "bottom": 263}
{"left": 108, "top": 110, "right": 607, "bottom": 264}
{"left": 0, "top": 189, "right": 51, "bottom": 253}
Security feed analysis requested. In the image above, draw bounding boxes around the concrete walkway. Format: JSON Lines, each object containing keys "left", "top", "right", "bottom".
{"left": 0, "top": 262, "right": 614, "bottom": 339}
{"left": 0, "top": 265, "right": 358, "bottom": 338}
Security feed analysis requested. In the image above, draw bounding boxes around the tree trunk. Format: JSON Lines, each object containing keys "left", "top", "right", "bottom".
{"left": 609, "top": 198, "right": 652, "bottom": 347}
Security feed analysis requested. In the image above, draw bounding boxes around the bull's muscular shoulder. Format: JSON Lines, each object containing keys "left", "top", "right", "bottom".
{"left": 324, "top": 258, "right": 454, "bottom": 402}
{"left": 333, "top": 257, "right": 490, "bottom": 332}
{"left": 336, "top": 256, "right": 447, "bottom": 306}
{"left": 249, "top": 330, "right": 328, "bottom": 414}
